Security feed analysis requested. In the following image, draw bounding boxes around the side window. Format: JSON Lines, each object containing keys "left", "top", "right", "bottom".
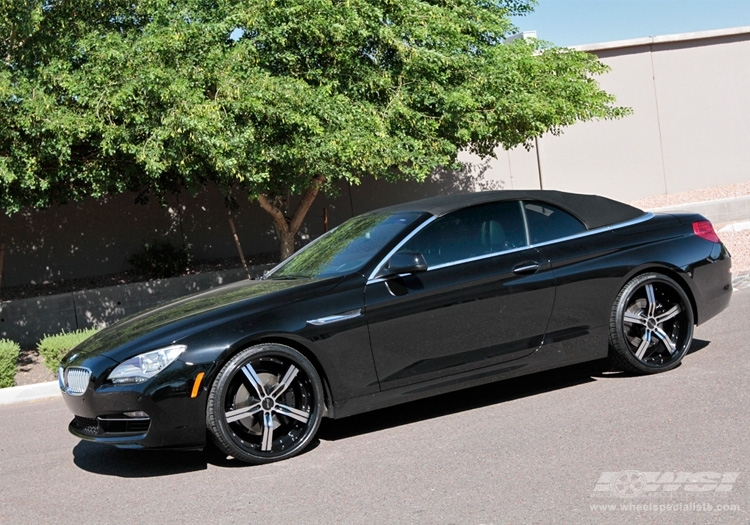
{"left": 397, "top": 201, "right": 527, "bottom": 267}
{"left": 523, "top": 201, "right": 586, "bottom": 244}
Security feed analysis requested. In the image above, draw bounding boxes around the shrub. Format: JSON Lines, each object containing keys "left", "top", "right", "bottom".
{"left": 0, "top": 339, "right": 21, "bottom": 388}
{"left": 128, "top": 240, "right": 191, "bottom": 279}
{"left": 38, "top": 328, "right": 100, "bottom": 373}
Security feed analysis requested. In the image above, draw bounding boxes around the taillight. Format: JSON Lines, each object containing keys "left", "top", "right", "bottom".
{"left": 693, "top": 220, "right": 720, "bottom": 243}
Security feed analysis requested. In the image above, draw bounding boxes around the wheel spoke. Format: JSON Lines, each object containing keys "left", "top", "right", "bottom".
{"left": 226, "top": 403, "right": 262, "bottom": 423}
{"left": 644, "top": 284, "right": 657, "bottom": 317}
{"left": 623, "top": 311, "right": 647, "bottom": 326}
{"left": 635, "top": 331, "right": 652, "bottom": 359}
{"left": 656, "top": 304, "right": 682, "bottom": 324}
{"left": 275, "top": 403, "right": 311, "bottom": 424}
{"left": 261, "top": 412, "right": 274, "bottom": 451}
{"left": 241, "top": 363, "right": 267, "bottom": 398}
{"left": 269, "top": 364, "right": 299, "bottom": 399}
{"left": 652, "top": 326, "right": 677, "bottom": 354}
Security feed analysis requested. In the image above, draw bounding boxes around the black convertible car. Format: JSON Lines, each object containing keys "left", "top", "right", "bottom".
{"left": 59, "top": 190, "right": 732, "bottom": 464}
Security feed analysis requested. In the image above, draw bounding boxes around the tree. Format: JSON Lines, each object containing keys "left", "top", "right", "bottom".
{"left": 1, "top": 0, "right": 628, "bottom": 259}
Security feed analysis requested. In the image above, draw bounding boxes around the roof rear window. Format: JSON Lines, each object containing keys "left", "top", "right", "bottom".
{"left": 524, "top": 201, "right": 586, "bottom": 244}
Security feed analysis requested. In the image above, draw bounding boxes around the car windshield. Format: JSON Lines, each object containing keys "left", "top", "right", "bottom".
{"left": 268, "top": 211, "right": 424, "bottom": 279}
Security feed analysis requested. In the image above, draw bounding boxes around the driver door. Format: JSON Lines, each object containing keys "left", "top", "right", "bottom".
{"left": 364, "top": 200, "right": 556, "bottom": 390}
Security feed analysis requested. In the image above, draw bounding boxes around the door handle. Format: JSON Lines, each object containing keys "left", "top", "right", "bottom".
{"left": 513, "top": 261, "right": 540, "bottom": 275}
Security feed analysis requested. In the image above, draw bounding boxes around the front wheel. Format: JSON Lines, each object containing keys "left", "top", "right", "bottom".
{"left": 206, "top": 343, "right": 324, "bottom": 464}
{"left": 608, "top": 273, "right": 694, "bottom": 374}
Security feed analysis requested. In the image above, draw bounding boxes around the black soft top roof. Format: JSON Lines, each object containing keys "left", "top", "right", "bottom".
{"left": 375, "top": 190, "right": 645, "bottom": 230}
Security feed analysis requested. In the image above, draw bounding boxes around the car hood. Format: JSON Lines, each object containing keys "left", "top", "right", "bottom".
{"left": 63, "top": 277, "right": 339, "bottom": 365}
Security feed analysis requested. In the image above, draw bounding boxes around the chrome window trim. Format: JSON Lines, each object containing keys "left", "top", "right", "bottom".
{"left": 367, "top": 212, "right": 653, "bottom": 283}
{"left": 520, "top": 200, "right": 531, "bottom": 246}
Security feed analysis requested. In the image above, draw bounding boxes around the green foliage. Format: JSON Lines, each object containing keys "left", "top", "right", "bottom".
{"left": 1, "top": 0, "right": 628, "bottom": 256}
{"left": 37, "top": 328, "right": 100, "bottom": 373}
{"left": 128, "top": 240, "right": 191, "bottom": 279}
{"left": 0, "top": 338, "right": 21, "bottom": 388}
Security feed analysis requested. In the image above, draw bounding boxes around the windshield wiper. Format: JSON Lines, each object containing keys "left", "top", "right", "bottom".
{"left": 266, "top": 274, "right": 313, "bottom": 280}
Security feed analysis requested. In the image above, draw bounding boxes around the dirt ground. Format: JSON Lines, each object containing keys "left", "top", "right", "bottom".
{"left": 15, "top": 349, "right": 57, "bottom": 386}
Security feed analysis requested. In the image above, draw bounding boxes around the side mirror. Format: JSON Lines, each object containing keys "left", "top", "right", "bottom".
{"left": 386, "top": 251, "right": 428, "bottom": 275}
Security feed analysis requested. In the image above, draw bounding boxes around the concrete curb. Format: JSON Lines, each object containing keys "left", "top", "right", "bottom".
{"left": 648, "top": 195, "right": 750, "bottom": 224}
{"left": 720, "top": 221, "right": 750, "bottom": 233}
{"left": 0, "top": 380, "right": 59, "bottom": 406}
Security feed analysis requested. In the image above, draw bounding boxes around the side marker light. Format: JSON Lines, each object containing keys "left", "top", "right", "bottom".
{"left": 191, "top": 372, "right": 205, "bottom": 399}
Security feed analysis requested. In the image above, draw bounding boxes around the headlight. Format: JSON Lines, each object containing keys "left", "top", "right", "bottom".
{"left": 107, "top": 345, "right": 186, "bottom": 384}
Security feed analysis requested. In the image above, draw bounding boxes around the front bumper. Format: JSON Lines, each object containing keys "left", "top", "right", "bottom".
{"left": 59, "top": 356, "right": 211, "bottom": 449}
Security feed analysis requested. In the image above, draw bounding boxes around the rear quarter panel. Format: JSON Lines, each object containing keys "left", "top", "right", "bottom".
{"left": 538, "top": 214, "right": 727, "bottom": 340}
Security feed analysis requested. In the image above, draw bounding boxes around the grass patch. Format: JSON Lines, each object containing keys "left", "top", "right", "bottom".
{"left": 38, "top": 328, "right": 100, "bottom": 373}
{"left": 0, "top": 339, "right": 21, "bottom": 388}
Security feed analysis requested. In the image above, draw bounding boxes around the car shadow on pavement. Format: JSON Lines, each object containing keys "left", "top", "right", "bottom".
{"left": 686, "top": 338, "right": 711, "bottom": 355}
{"left": 72, "top": 442, "right": 212, "bottom": 476}
{"left": 579, "top": 338, "right": 710, "bottom": 380}
{"left": 70, "top": 359, "right": 603, "bottom": 476}
{"left": 318, "top": 339, "right": 712, "bottom": 441}
{"left": 317, "top": 358, "right": 606, "bottom": 442}
{"left": 71, "top": 339, "right": 712, "bottom": 476}
{"left": 72, "top": 435, "right": 322, "bottom": 475}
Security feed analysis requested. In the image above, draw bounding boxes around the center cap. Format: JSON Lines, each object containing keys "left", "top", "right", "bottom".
{"left": 646, "top": 318, "right": 658, "bottom": 330}
{"left": 261, "top": 397, "right": 275, "bottom": 411}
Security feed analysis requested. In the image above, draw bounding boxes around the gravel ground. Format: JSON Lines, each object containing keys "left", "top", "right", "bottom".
{"left": 8, "top": 181, "right": 750, "bottom": 386}
{"left": 629, "top": 180, "right": 750, "bottom": 275}
{"left": 629, "top": 180, "right": 750, "bottom": 209}
{"left": 712, "top": 228, "right": 750, "bottom": 274}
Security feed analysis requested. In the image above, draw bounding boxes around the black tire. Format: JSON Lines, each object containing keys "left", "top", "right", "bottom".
{"left": 206, "top": 343, "right": 324, "bottom": 464}
{"left": 608, "top": 273, "right": 694, "bottom": 374}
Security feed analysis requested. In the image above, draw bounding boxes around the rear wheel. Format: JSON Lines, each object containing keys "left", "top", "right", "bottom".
{"left": 608, "top": 273, "right": 694, "bottom": 374}
{"left": 206, "top": 343, "right": 324, "bottom": 464}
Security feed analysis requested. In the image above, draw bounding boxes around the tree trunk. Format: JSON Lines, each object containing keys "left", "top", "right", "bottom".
{"left": 227, "top": 215, "right": 251, "bottom": 279}
{"left": 258, "top": 175, "right": 326, "bottom": 260}
{"left": 278, "top": 230, "right": 296, "bottom": 260}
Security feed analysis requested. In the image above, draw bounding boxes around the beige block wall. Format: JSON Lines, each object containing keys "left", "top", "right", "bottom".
{"left": 535, "top": 47, "right": 667, "bottom": 200}
{"left": 508, "top": 28, "right": 750, "bottom": 201}
{"left": 650, "top": 35, "right": 750, "bottom": 193}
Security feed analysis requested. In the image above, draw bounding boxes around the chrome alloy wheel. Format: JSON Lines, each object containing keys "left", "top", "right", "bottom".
{"left": 207, "top": 344, "right": 323, "bottom": 464}
{"left": 609, "top": 273, "right": 694, "bottom": 374}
